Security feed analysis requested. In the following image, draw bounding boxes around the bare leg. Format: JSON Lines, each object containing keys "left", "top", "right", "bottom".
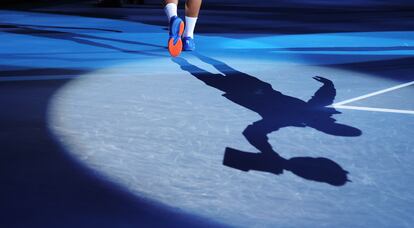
{"left": 185, "top": 0, "right": 202, "bottom": 17}
{"left": 163, "top": 0, "right": 201, "bottom": 16}
{"left": 182, "top": 0, "right": 201, "bottom": 48}
{"left": 163, "top": 0, "right": 178, "bottom": 6}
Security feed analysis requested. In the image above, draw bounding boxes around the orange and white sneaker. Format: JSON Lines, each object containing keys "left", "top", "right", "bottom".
{"left": 167, "top": 16, "right": 184, "bottom": 57}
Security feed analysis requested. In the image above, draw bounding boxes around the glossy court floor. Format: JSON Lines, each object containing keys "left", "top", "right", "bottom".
{"left": 0, "top": 1, "right": 413, "bottom": 227}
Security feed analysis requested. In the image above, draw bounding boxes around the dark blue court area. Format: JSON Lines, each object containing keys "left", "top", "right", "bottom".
{"left": 1, "top": 0, "right": 413, "bottom": 227}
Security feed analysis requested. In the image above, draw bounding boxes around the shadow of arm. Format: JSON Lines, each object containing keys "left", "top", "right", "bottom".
{"left": 307, "top": 76, "right": 336, "bottom": 107}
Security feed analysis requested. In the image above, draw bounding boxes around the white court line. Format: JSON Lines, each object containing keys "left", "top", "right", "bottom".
{"left": 2, "top": 74, "right": 413, "bottom": 115}
{"left": 333, "top": 80, "right": 414, "bottom": 106}
{"left": 332, "top": 105, "right": 414, "bottom": 115}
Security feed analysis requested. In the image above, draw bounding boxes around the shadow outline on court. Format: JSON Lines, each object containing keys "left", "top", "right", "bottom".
{"left": 173, "top": 53, "right": 362, "bottom": 186}
{"left": 0, "top": 23, "right": 166, "bottom": 57}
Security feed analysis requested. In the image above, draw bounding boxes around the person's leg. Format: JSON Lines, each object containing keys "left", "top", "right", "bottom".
{"left": 163, "top": 0, "right": 184, "bottom": 57}
{"left": 185, "top": 0, "right": 201, "bottom": 18}
{"left": 163, "top": 0, "right": 178, "bottom": 21}
{"left": 183, "top": 0, "right": 202, "bottom": 51}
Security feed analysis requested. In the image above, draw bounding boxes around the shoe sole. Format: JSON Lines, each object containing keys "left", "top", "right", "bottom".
{"left": 168, "top": 19, "right": 184, "bottom": 57}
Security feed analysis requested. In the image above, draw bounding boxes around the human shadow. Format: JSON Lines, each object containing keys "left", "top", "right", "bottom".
{"left": 173, "top": 54, "right": 362, "bottom": 186}
{"left": 0, "top": 23, "right": 166, "bottom": 57}
{"left": 0, "top": 23, "right": 123, "bottom": 33}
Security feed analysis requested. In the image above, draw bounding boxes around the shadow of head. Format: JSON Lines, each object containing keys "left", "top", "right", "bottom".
{"left": 223, "top": 147, "right": 349, "bottom": 186}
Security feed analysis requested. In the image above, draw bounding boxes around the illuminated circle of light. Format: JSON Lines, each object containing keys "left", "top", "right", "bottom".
{"left": 48, "top": 56, "right": 386, "bottom": 227}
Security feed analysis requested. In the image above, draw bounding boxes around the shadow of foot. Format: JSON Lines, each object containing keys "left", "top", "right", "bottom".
{"left": 223, "top": 147, "right": 349, "bottom": 186}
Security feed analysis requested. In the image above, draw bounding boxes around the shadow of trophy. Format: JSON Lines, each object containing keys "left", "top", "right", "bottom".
{"left": 223, "top": 147, "right": 349, "bottom": 186}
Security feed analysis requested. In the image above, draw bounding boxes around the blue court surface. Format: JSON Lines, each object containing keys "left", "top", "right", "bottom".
{"left": 1, "top": 1, "right": 413, "bottom": 227}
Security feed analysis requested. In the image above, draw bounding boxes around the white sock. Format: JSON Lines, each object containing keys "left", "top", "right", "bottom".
{"left": 164, "top": 3, "right": 177, "bottom": 21}
{"left": 183, "top": 16, "right": 197, "bottom": 38}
